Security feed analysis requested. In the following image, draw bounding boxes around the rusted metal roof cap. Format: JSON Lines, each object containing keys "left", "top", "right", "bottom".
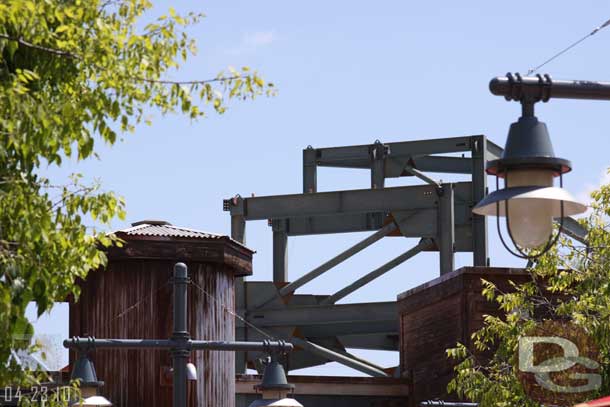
{"left": 116, "top": 220, "right": 254, "bottom": 249}
{"left": 120, "top": 220, "right": 229, "bottom": 241}
{"left": 109, "top": 220, "right": 254, "bottom": 276}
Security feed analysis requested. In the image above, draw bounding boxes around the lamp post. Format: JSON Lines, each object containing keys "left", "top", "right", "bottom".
{"left": 65, "top": 263, "right": 293, "bottom": 407}
{"left": 473, "top": 73, "right": 610, "bottom": 258}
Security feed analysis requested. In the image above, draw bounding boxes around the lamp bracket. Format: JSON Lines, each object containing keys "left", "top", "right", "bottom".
{"left": 491, "top": 73, "right": 610, "bottom": 103}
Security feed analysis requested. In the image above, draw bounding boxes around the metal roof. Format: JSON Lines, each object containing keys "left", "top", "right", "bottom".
{"left": 115, "top": 220, "right": 252, "bottom": 251}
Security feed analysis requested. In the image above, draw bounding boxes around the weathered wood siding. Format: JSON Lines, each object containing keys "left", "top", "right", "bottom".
{"left": 398, "top": 267, "right": 533, "bottom": 405}
{"left": 70, "top": 260, "right": 236, "bottom": 407}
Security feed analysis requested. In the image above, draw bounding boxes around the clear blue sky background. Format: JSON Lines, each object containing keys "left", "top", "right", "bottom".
{"left": 28, "top": 1, "right": 610, "bottom": 376}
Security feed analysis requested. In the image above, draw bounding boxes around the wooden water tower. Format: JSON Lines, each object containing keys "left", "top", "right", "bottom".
{"left": 69, "top": 220, "right": 253, "bottom": 407}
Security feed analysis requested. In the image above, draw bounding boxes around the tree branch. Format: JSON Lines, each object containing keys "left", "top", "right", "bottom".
{"left": 131, "top": 75, "right": 243, "bottom": 86}
{"left": 0, "top": 34, "right": 80, "bottom": 59}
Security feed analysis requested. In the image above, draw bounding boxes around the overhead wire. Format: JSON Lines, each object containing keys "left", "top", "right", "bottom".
{"left": 189, "top": 280, "right": 277, "bottom": 341}
{"left": 527, "top": 18, "right": 610, "bottom": 75}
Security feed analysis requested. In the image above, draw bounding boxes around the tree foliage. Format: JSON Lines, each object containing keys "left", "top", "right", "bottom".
{"left": 447, "top": 173, "right": 610, "bottom": 407}
{"left": 0, "top": 0, "right": 273, "bottom": 389}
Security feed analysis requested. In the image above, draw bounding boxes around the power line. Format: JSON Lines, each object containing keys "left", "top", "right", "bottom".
{"left": 527, "top": 18, "right": 610, "bottom": 75}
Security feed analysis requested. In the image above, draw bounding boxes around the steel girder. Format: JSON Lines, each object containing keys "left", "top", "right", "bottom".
{"left": 225, "top": 135, "right": 588, "bottom": 376}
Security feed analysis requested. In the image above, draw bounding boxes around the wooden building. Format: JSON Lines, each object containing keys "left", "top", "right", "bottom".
{"left": 69, "top": 220, "right": 253, "bottom": 407}
{"left": 397, "top": 266, "right": 533, "bottom": 406}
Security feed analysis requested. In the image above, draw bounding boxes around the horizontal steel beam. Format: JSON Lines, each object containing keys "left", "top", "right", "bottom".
{"left": 240, "top": 185, "right": 434, "bottom": 220}
{"left": 283, "top": 213, "right": 385, "bottom": 236}
{"left": 311, "top": 136, "right": 503, "bottom": 175}
{"left": 245, "top": 301, "right": 398, "bottom": 337}
{"left": 315, "top": 137, "right": 478, "bottom": 170}
{"left": 232, "top": 182, "right": 473, "bottom": 221}
{"left": 399, "top": 156, "right": 472, "bottom": 175}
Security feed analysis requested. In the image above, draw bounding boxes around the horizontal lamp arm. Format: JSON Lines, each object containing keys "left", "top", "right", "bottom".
{"left": 490, "top": 74, "right": 610, "bottom": 102}
{"left": 64, "top": 336, "right": 292, "bottom": 353}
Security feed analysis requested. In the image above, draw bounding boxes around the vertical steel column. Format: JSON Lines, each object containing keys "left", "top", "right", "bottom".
{"left": 171, "top": 263, "right": 189, "bottom": 407}
{"left": 371, "top": 141, "right": 386, "bottom": 189}
{"left": 471, "top": 136, "right": 489, "bottom": 266}
{"left": 231, "top": 216, "right": 246, "bottom": 245}
{"left": 303, "top": 146, "right": 317, "bottom": 193}
{"left": 438, "top": 183, "right": 455, "bottom": 275}
{"left": 229, "top": 197, "right": 248, "bottom": 373}
{"left": 272, "top": 219, "right": 289, "bottom": 283}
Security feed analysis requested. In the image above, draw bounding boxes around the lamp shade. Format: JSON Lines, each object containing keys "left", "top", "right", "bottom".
{"left": 486, "top": 116, "right": 572, "bottom": 177}
{"left": 71, "top": 354, "right": 103, "bottom": 388}
{"left": 186, "top": 362, "right": 197, "bottom": 381}
{"left": 249, "top": 357, "right": 302, "bottom": 407}
{"left": 472, "top": 186, "right": 587, "bottom": 217}
{"left": 78, "top": 396, "right": 113, "bottom": 406}
{"left": 248, "top": 398, "right": 303, "bottom": 407}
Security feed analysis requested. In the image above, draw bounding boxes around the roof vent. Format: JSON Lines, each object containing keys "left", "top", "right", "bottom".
{"left": 131, "top": 220, "right": 172, "bottom": 227}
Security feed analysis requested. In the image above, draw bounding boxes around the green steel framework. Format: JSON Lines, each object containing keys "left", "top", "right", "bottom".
{"left": 224, "top": 135, "right": 586, "bottom": 376}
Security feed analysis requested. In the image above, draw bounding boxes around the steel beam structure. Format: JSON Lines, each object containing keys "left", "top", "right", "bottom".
{"left": 251, "top": 222, "right": 398, "bottom": 310}
{"left": 225, "top": 135, "right": 588, "bottom": 376}
{"left": 271, "top": 219, "right": 289, "bottom": 283}
{"left": 243, "top": 300, "right": 398, "bottom": 338}
{"left": 438, "top": 184, "right": 455, "bottom": 274}
{"left": 302, "top": 135, "right": 498, "bottom": 267}
{"left": 321, "top": 239, "right": 434, "bottom": 305}
{"left": 290, "top": 337, "right": 389, "bottom": 377}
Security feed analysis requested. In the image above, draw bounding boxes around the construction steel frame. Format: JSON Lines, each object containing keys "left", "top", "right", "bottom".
{"left": 224, "top": 135, "right": 586, "bottom": 376}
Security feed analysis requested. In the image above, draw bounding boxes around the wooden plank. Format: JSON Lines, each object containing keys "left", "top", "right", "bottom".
{"left": 236, "top": 376, "right": 410, "bottom": 396}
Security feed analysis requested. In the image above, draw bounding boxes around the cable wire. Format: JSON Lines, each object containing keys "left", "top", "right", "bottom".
{"left": 527, "top": 18, "right": 610, "bottom": 75}
{"left": 189, "top": 280, "right": 277, "bottom": 341}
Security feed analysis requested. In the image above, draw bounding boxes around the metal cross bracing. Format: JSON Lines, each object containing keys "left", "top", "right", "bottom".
{"left": 223, "top": 135, "right": 587, "bottom": 377}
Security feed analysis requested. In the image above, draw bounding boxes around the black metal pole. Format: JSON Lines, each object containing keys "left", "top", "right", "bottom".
{"left": 172, "top": 262, "right": 189, "bottom": 407}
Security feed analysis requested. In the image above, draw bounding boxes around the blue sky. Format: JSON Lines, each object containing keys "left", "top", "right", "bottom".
{"left": 28, "top": 1, "right": 610, "bottom": 376}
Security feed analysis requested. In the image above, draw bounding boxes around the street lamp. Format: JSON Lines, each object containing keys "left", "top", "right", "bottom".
{"left": 471, "top": 73, "right": 610, "bottom": 258}
{"left": 69, "top": 346, "right": 112, "bottom": 406}
{"left": 65, "top": 263, "right": 293, "bottom": 407}
{"left": 248, "top": 353, "right": 303, "bottom": 407}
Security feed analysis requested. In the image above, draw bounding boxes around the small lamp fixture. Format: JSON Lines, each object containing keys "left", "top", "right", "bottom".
{"left": 186, "top": 362, "right": 198, "bottom": 381}
{"left": 248, "top": 352, "right": 303, "bottom": 407}
{"left": 473, "top": 73, "right": 587, "bottom": 258}
{"left": 69, "top": 341, "right": 112, "bottom": 406}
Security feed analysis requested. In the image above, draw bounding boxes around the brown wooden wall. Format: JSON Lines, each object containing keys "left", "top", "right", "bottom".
{"left": 398, "top": 267, "right": 533, "bottom": 405}
{"left": 70, "top": 260, "right": 235, "bottom": 407}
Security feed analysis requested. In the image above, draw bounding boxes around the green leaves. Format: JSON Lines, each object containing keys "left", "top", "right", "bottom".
{"left": 0, "top": 0, "right": 273, "bottom": 387}
{"left": 447, "top": 175, "right": 610, "bottom": 406}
